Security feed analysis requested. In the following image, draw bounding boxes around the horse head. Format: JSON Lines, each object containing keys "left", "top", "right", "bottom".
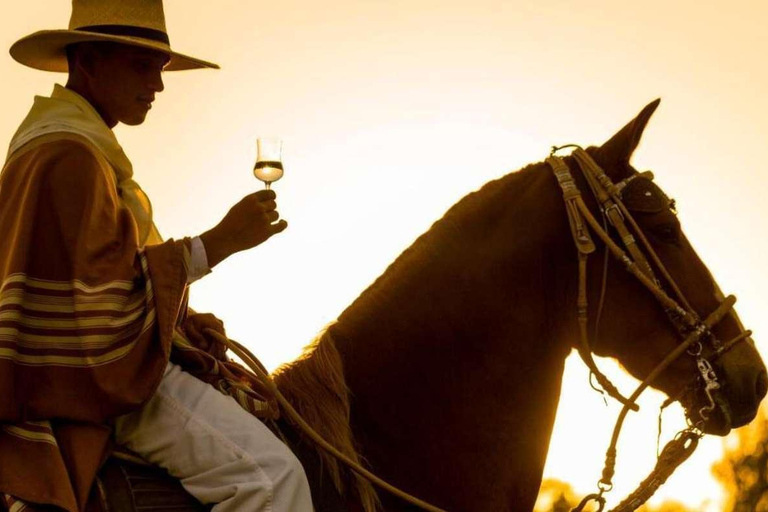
{"left": 581, "top": 99, "right": 767, "bottom": 436}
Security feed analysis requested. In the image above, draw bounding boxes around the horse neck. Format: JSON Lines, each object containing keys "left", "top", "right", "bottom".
{"left": 330, "top": 164, "right": 579, "bottom": 510}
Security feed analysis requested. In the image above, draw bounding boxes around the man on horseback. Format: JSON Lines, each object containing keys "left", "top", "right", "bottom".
{"left": 0, "top": 1, "right": 312, "bottom": 511}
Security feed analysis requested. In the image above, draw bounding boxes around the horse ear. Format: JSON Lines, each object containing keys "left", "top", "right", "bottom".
{"left": 595, "top": 99, "right": 661, "bottom": 174}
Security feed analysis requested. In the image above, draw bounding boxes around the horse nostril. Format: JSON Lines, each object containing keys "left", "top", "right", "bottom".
{"left": 756, "top": 371, "right": 768, "bottom": 401}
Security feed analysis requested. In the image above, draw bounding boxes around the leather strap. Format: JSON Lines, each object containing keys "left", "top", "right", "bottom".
{"left": 547, "top": 156, "right": 595, "bottom": 255}
{"left": 571, "top": 149, "right": 657, "bottom": 280}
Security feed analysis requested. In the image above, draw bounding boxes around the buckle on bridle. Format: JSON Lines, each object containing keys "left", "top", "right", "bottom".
{"left": 696, "top": 357, "right": 721, "bottom": 421}
{"left": 613, "top": 170, "right": 656, "bottom": 197}
{"left": 571, "top": 493, "right": 606, "bottom": 512}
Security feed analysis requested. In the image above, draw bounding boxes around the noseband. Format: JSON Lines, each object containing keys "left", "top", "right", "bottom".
{"left": 547, "top": 147, "right": 751, "bottom": 512}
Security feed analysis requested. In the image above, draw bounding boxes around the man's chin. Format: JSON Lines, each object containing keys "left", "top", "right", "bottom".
{"left": 120, "top": 110, "right": 149, "bottom": 126}
{"left": 121, "top": 116, "right": 147, "bottom": 126}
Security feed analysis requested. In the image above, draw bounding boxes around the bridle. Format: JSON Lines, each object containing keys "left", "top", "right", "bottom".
{"left": 547, "top": 146, "right": 752, "bottom": 512}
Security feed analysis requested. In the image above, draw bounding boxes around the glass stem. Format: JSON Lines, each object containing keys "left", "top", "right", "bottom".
{"left": 265, "top": 182, "right": 272, "bottom": 190}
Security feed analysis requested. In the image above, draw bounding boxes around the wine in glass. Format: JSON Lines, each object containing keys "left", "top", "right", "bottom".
{"left": 253, "top": 138, "right": 284, "bottom": 189}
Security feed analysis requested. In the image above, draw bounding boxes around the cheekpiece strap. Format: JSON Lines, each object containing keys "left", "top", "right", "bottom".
{"left": 571, "top": 149, "right": 657, "bottom": 280}
{"left": 547, "top": 155, "right": 596, "bottom": 255}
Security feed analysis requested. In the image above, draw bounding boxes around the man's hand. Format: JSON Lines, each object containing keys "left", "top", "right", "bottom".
{"left": 200, "top": 189, "right": 288, "bottom": 268}
{"left": 182, "top": 312, "right": 228, "bottom": 360}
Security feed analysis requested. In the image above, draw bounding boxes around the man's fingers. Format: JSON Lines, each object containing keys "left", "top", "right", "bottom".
{"left": 199, "top": 314, "right": 226, "bottom": 335}
{"left": 255, "top": 200, "right": 277, "bottom": 214}
{"left": 199, "top": 313, "right": 217, "bottom": 324}
{"left": 211, "top": 320, "right": 226, "bottom": 336}
{"left": 203, "top": 326, "right": 227, "bottom": 342}
{"left": 185, "top": 324, "right": 210, "bottom": 350}
{"left": 186, "top": 320, "right": 200, "bottom": 339}
{"left": 266, "top": 211, "right": 280, "bottom": 222}
{"left": 253, "top": 189, "right": 277, "bottom": 202}
{"left": 270, "top": 220, "right": 288, "bottom": 234}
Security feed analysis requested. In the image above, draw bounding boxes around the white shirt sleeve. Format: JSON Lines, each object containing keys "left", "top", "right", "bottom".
{"left": 186, "top": 236, "right": 212, "bottom": 284}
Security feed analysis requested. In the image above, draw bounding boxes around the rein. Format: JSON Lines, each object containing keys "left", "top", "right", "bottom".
{"left": 547, "top": 147, "right": 748, "bottom": 512}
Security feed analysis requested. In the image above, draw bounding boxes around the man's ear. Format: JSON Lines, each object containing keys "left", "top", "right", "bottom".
{"left": 67, "top": 42, "right": 99, "bottom": 81}
{"left": 593, "top": 99, "right": 661, "bottom": 178}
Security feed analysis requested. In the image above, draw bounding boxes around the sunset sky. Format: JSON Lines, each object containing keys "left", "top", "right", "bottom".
{"left": 2, "top": 1, "right": 767, "bottom": 510}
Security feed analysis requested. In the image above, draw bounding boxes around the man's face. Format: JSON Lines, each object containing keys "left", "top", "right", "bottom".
{"left": 85, "top": 43, "right": 170, "bottom": 126}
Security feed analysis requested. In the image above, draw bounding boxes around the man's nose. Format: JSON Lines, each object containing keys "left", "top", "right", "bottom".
{"left": 148, "top": 71, "right": 164, "bottom": 93}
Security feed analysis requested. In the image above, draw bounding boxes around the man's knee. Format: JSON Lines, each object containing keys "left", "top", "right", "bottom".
{"left": 246, "top": 439, "right": 312, "bottom": 510}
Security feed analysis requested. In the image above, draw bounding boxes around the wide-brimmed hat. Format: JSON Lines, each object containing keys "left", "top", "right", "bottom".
{"left": 10, "top": 0, "right": 219, "bottom": 72}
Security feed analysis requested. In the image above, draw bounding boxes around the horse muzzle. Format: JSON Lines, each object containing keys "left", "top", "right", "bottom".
{"left": 696, "top": 393, "right": 733, "bottom": 436}
{"left": 685, "top": 357, "right": 768, "bottom": 436}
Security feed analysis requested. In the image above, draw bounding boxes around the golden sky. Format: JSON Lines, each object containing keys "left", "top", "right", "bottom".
{"left": 2, "top": 1, "right": 767, "bottom": 510}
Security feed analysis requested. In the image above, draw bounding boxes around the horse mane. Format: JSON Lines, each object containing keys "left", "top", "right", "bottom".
{"left": 336, "top": 160, "right": 553, "bottom": 337}
{"left": 273, "top": 327, "right": 379, "bottom": 512}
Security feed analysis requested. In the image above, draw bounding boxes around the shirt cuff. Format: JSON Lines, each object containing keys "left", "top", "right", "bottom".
{"left": 186, "top": 236, "right": 212, "bottom": 284}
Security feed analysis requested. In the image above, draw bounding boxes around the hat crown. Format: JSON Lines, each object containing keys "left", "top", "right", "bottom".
{"left": 68, "top": 0, "right": 168, "bottom": 34}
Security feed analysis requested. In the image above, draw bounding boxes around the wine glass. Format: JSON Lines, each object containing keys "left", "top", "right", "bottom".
{"left": 253, "top": 138, "right": 284, "bottom": 189}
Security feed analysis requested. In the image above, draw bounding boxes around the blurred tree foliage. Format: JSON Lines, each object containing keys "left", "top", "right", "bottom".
{"left": 534, "top": 479, "right": 694, "bottom": 512}
{"left": 713, "top": 408, "right": 768, "bottom": 511}
{"left": 534, "top": 479, "right": 579, "bottom": 512}
{"left": 535, "top": 408, "right": 768, "bottom": 512}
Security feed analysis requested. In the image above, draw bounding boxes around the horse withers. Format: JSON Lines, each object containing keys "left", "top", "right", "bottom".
{"left": 93, "top": 101, "right": 767, "bottom": 512}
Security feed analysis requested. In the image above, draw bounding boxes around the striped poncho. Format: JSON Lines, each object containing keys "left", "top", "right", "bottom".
{"left": 0, "top": 88, "right": 277, "bottom": 512}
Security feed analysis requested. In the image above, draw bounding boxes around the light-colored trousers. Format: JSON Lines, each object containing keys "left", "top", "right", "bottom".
{"left": 114, "top": 362, "right": 314, "bottom": 512}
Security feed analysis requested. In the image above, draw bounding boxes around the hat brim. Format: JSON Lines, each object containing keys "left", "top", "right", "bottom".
{"left": 10, "top": 30, "right": 219, "bottom": 72}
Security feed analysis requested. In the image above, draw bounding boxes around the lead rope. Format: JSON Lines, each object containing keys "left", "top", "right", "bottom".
{"left": 606, "top": 430, "right": 700, "bottom": 512}
{"left": 572, "top": 430, "right": 701, "bottom": 512}
{"left": 573, "top": 306, "right": 748, "bottom": 512}
{"left": 203, "top": 328, "right": 448, "bottom": 512}
{"left": 576, "top": 298, "right": 735, "bottom": 512}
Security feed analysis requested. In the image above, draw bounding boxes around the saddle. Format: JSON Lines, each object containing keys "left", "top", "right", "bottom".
{"left": 92, "top": 457, "right": 208, "bottom": 512}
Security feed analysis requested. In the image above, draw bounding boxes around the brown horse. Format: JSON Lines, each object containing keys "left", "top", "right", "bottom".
{"left": 93, "top": 100, "right": 767, "bottom": 512}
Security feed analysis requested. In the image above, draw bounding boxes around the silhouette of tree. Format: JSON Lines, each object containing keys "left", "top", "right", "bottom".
{"left": 535, "top": 479, "right": 580, "bottom": 512}
{"left": 713, "top": 408, "right": 768, "bottom": 511}
{"left": 643, "top": 504, "right": 696, "bottom": 512}
{"left": 534, "top": 479, "right": 695, "bottom": 512}
{"left": 536, "top": 412, "right": 768, "bottom": 512}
